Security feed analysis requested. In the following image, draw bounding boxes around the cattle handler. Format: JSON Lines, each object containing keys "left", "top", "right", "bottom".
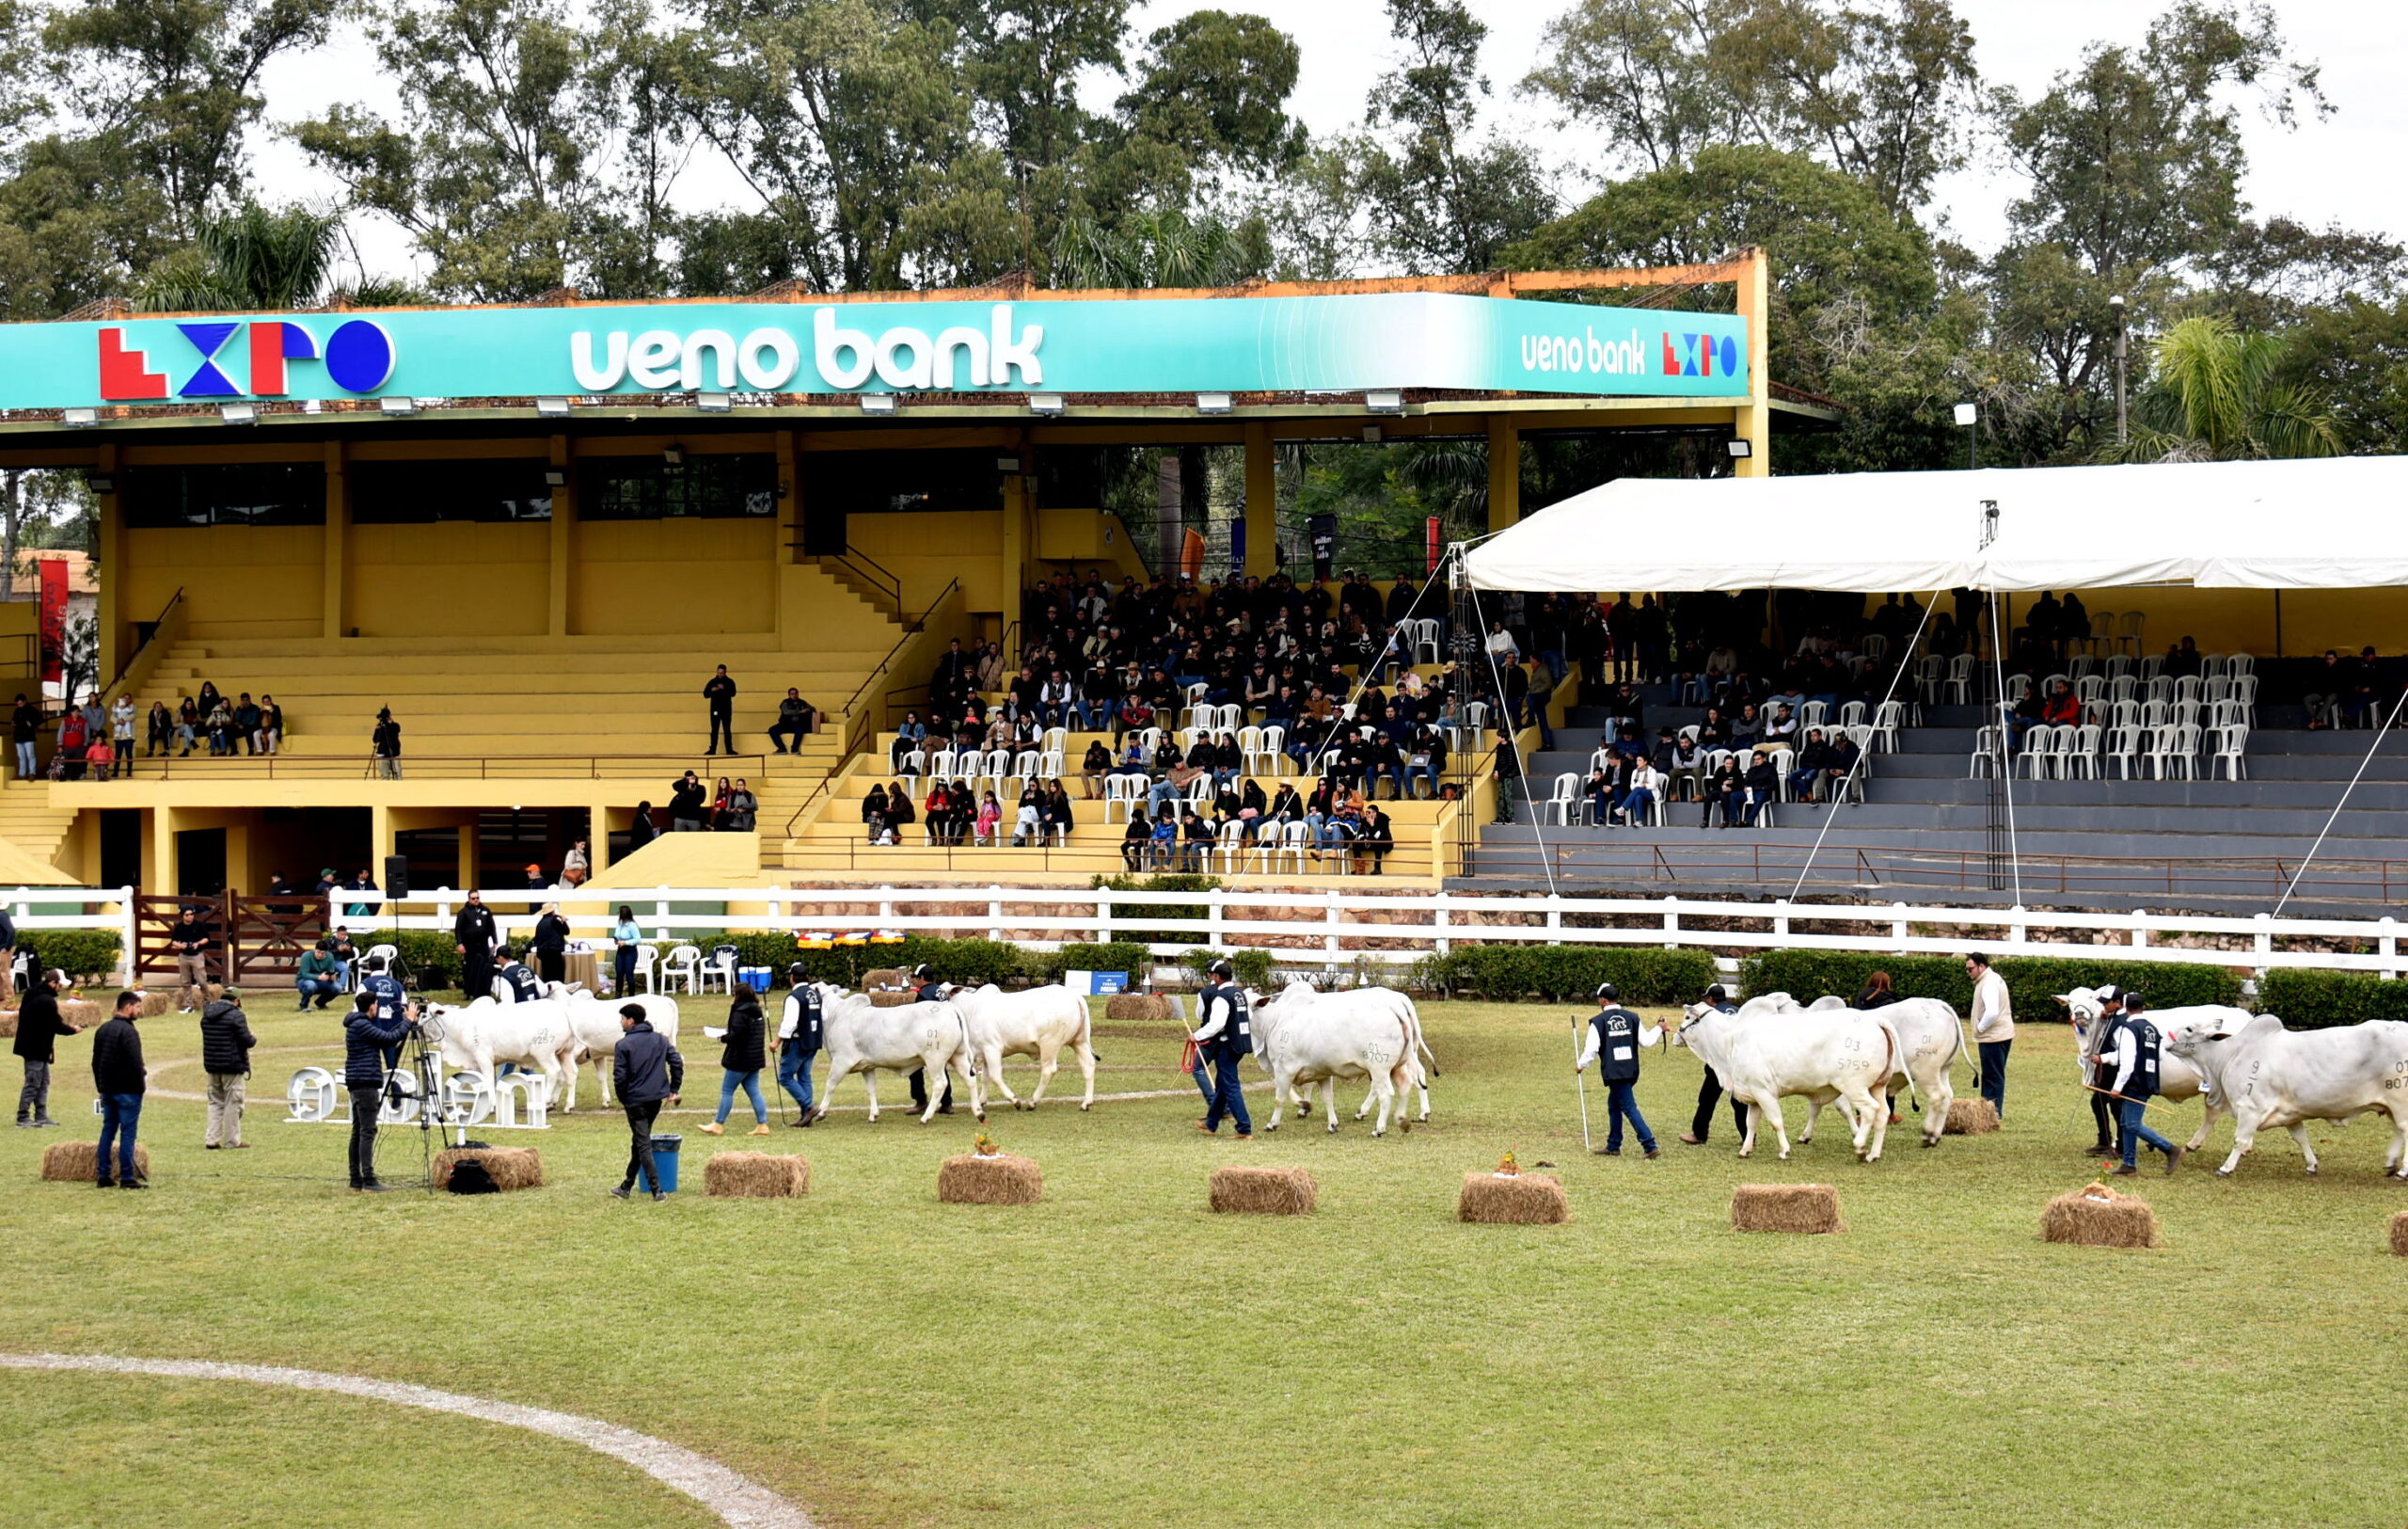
{"left": 1192, "top": 958, "right": 1253, "bottom": 1139}
{"left": 2101, "top": 995, "right": 2183, "bottom": 1176}
{"left": 906, "top": 963, "right": 955, "bottom": 1116}
{"left": 1576, "top": 982, "right": 1662, "bottom": 1157}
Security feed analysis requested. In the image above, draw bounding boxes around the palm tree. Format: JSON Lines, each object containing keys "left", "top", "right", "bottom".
{"left": 2100, "top": 316, "right": 2344, "bottom": 463}
{"left": 136, "top": 203, "right": 345, "bottom": 312}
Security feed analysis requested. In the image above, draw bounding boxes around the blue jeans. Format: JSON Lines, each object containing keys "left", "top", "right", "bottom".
{"left": 615, "top": 947, "right": 636, "bottom": 995}
{"left": 1619, "top": 788, "right": 1656, "bottom": 825}
{"left": 1977, "top": 1039, "right": 2010, "bottom": 1119}
{"left": 1080, "top": 698, "right": 1116, "bottom": 730}
{"left": 1189, "top": 1050, "right": 1213, "bottom": 1107}
{"left": 1603, "top": 1078, "right": 1655, "bottom": 1153}
{"left": 98, "top": 1091, "right": 142, "bottom": 1182}
{"left": 1148, "top": 781, "right": 1182, "bottom": 814}
{"left": 1403, "top": 761, "right": 1439, "bottom": 797}
{"left": 1204, "top": 1054, "right": 1250, "bottom": 1133}
{"left": 296, "top": 975, "right": 341, "bottom": 1009}
{"left": 12, "top": 741, "right": 31, "bottom": 777}
{"left": 777, "top": 1047, "right": 816, "bottom": 1114}
{"left": 716, "top": 1067, "right": 766, "bottom": 1125}
{"left": 2118, "top": 1097, "right": 2174, "bottom": 1169}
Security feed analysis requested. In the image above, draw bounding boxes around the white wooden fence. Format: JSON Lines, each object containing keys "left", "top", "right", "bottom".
{"left": 329, "top": 885, "right": 2408, "bottom": 979}
{"left": 0, "top": 887, "right": 140, "bottom": 983}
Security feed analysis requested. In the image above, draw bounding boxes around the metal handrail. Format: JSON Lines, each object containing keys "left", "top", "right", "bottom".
{"left": 780, "top": 580, "right": 961, "bottom": 836}
{"left": 826, "top": 545, "right": 903, "bottom": 612}
{"left": 103, "top": 586, "right": 183, "bottom": 700}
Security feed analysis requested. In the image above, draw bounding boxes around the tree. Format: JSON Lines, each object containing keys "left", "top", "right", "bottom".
{"left": 135, "top": 200, "right": 340, "bottom": 311}
{"left": 0, "top": 470, "right": 87, "bottom": 600}
{"left": 1354, "top": 0, "right": 1552, "bottom": 273}
{"left": 2100, "top": 314, "right": 2341, "bottom": 462}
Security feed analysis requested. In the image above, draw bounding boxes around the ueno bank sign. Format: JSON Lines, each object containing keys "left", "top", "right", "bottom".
{"left": 569, "top": 305, "right": 1047, "bottom": 392}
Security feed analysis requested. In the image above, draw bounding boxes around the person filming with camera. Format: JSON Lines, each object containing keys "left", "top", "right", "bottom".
{"left": 342, "top": 990, "right": 414, "bottom": 1193}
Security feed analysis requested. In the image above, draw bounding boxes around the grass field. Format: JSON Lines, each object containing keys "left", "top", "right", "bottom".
{"left": 4, "top": 995, "right": 2405, "bottom": 1528}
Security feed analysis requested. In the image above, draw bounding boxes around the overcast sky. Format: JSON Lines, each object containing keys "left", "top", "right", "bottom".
{"left": 251, "top": 0, "right": 2407, "bottom": 285}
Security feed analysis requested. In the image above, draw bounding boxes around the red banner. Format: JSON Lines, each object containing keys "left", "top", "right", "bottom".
{"left": 37, "top": 556, "right": 65, "bottom": 685}
{"left": 1426, "top": 517, "right": 1441, "bottom": 575}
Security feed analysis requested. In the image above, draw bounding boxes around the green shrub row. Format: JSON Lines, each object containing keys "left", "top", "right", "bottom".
{"left": 1736, "top": 951, "right": 2243, "bottom": 1018}
{"left": 1054, "top": 942, "right": 1154, "bottom": 980}
{"left": 1414, "top": 946, "right": 1717, "bottom": 1004}
{"left": 25, "top": 931, "right": 122, "bottom": 983}
{"left": 1180, "top": 948, "right": 1276, "bottom": 989}
{"left": 2254, "top": 969, "right": 2408, "bottom": 1029}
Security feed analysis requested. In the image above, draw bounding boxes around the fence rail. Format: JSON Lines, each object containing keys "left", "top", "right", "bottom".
{"left": 325, "top": 884, "right": 2408, "bottom": 979}
{"left": 91, "top": 752, "right": 771, "bottom": 782}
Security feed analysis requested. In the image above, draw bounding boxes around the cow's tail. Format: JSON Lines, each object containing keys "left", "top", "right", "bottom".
{"left": 1405, "top": 995, "right": 1440, "bottom": 1079}
{"left": 1392, "top": 1015, "right": 1417, "bottom": 1131}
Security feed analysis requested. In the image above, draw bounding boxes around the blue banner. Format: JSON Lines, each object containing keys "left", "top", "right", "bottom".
{"left": 27, "top": 293, "right": 1750, "bottom": 410}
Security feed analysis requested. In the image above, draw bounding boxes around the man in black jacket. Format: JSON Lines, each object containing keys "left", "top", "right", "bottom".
{"left": 611, "top": 1005, "right": 683, "bottom": 1200}
{"left": 341, "top": 990, "right": 413, "bottom": 1192}
{"left": 906, "top": 964, "right": 953, "bottom": 1115}
{"left": 198, "top": 987, "right": 257, "bottom": 1149}
{"left": 453, "top": 891, "right": 498, "bottom": 1004}
{"left": 12, "top": 970, "right": 81, "bottom": 1127}
{"left": 168, "top": 905, "right": 214, "bottom": 1012}
{"left": 90, "top": 991, "right": 146, "bottom": 1187}
{"left": 703, "top": 664, "right": 737, "bottom": 755}
{"left": 669, "top": 770, "right": 708, "bottom": 832}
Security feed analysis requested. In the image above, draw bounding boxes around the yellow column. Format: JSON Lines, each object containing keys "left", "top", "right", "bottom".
{"left": 547, "top": 434, "right": 575, "bottom": 637}
{"left": 371, "top": 803, "right": 394, "bottom": 874}
{"left": 1734, "top": 246, "right": 1772, "bottom": 478}
{"left": 1244, "top": 422, "right": 1277, "bottom": 579}
{"left": 588, "top": 805, "right": 613, "bottom": 876}
{"left": 1001, "top": 435, "right": 1031, "bottom": 661}
{"left": 456, "top": 818, "right": 479, "bottom": 892}
{"left": 1486, "top": 418, "right": 1520, "bottom": 534}
{"left": 149, "top": 805, "right": 176, "bottom": 894}
{"left": 94, "top": 445, "right": 122, "bottom": 679}
{"left": 323, "top": 439, "right": 348, "bottom": 637}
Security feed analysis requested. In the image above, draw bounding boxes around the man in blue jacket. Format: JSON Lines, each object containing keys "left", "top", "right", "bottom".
{"left": 342, "top": 990, "right": 413, "bottom": 1193}
{"left": 611, "top": 1004, "right": 684, "bottom": 1201}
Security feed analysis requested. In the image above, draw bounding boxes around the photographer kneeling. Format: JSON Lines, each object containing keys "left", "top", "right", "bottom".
{"left": 342, "top": 990, "right": 413, "bottom": 1193}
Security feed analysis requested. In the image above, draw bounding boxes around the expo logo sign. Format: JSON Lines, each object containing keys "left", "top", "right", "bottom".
{"left": 1520, "top": 324, "right": 1744, "bottom": 382}
{"left": 98, "top": 319, "right": 398, "bottom": 401}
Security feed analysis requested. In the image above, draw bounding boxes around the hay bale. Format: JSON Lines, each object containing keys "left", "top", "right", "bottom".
{"left": 1208, "top": 1164, "right": 1317, "bottom": 1216}
{"left": 860, "top": 967, "right": 910, "bottom": 992}
{"left": 704, "top": 1152, "right": 812, "bottom": 1199}
{"left": 868, "top": 991, "right": 916, "bottom": 1008}
{"left": 53, "top": 998, "right": 101, "bottom": 1027}
{"left": 135, "top": 990, "right": 173, "bottom": 1018}
{"left": 1105, "top": 992, "right": 1173, "bottom": 1023}
{"left": 432, "top": 1145, "right": 545, "bottom": 1192}
{"left": 1457, "top": 1171, "right": 1569, "bottom": 1225}
{"left": 2041, "top": 1183, "right": 2161, "bottom": 1250}
{"left": 938, "top": 1152, "right": 1042, "bottom": 1204}
{"left": 1731, "top": 1183, "right": 1844, "bottom": 1234}
{"left": 2390, "top": 1211, "right": 2408, "bottom": 1258}
{"left": 40, "top": 1140, "right": 152, "bottom": 1182}
{"left": 1944, "top": 1098, "right": 2001, "bottom": 1135}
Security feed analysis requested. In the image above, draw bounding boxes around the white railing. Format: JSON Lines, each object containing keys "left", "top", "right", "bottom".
{"left": 328, "top": 885, "right": 2408, "bottom": 979}
{"left": 0, "top": 886, "right": 140, "bottom": 984}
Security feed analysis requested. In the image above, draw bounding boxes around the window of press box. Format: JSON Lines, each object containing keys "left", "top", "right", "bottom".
{"left": 349, "top": 459, "right": 554, "bottom": 522}
{"left": 120, "top": 464, "right": 326, "bottom": 527}
{"left": 812, "top": 449, "right": 1002, "bottom": 516}
{"left": 579, "top": 454, "right": 778, "bottom": 519}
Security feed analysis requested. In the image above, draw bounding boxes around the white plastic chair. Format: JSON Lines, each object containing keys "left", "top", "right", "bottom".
{"left": 2228, "top": 653, "right": 2255, "bottom": 677}
{"left": 1216, "top": 819, "right": 1249, "bottom": 873}
{"left": 2088, "top": 611, "right": 2117, "bottom": 656}
{"left": 2200, "top": 654, "right": 2227, "bottom": 681}
{"left": 658, "top": 945, "right": 701, "bottom": 994}
{"left": 2119, "top": 611, "right": 2145, "bottom": 656}
{"left": 1259, "top": 725, "right": 1286, "bottom": 774}
{"left": 1870, "top": 700, "right": 1905, "bottom": 753}
{"left": 1101, "top": 774, "right": 1143, "bottom": 823}
{"left": 1277, "top": 820, "right": 1311, "bottom": 874}
{"left": 2103, "top": 726, "right": 2143, "bottom": 780}
{"left": 899, "top": 749, "right": 927, "bottom": 785}
{"left": 2065, "top": 723, "right": 2102, "bottom": 779}
{"left": 1041, "top": 725, "right": 1068, "bottom": 756}
{"left": 1944, "top": 654, "right": 1975, "bottom": 704}
{"left": 1798, "top": 700, "right": 1830, "bottom": 731}
{"left": 2105, "top": 655, "right": 2134, "bottom": 682}
{"left": 1545, "top": 772, "right": 1582, "bottom": 825}
{"left": 357, "top": 944, "right": 400, "bottom": 991}
{"left": 1969, "top": 725, "right": 2003, "bottom": 778}
{"left": 2210, "top": 725, "right": 2249, "bottom": 779}
{"left": 1837, "top": 700, "right": 1867, "bottom": 730}
{"left": 2172, "top": 675, "right": 2202, "bottom": 708}
{"left": 1914, "top": 654, "right": 1945, "bottom": 705}
{"left": 699, "top": 946, "right": 737, "bottom": 995}
{"left": 1411, "top": 618, "right": 1443, "bottom": 664}
{"left": 2014, "top": 725, "right": 2057, "bottom": 780}
{"left": 1036, "top": 749, "right": 1064, "bottom": 783}
{"left": 926, "top": 747, "right": 957, "bottom": 782}
{"left": 2149, "top": 723, "right": 2201, "bottom": 780}
{"left": 1238, "top": 725, "right": 1265, "bottom": 774}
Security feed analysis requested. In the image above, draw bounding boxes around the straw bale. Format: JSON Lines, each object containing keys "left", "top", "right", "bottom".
{"left": 1944, "top": 1098, "right": 2001, "bottom": 1135}
{"left": 432, "top": 1145, "right": 545, "bottom": 1191}
{"left": 1457, "top": 1171, "right": 1568, "bottom": 1224}
{"left": 938, "top": 1152, "right": 1042, "bottom": 1204}
{"left": 2389, "top": 1211, "right": 2408, "bottom": 1258}
{"left": 869, "top": 991, "right": 916, "bottom": 1008}
{"left": 705, "top": 1152, "right": 812, "bottom": 1198}
{"left": 1731, "top": 1183, "right": 1844, "bottom": 1234}
{"left": 40, "top": 1140, "right": 152, "bottom": 1182}
{"left": 1105, "top": 992, "right": 1173, "bottom": 1023}
{"left": 2041, "top": 1183, "right": 2161, "bottom": 1249}
{"left": 861, "top": 967, "right": 911, "bottom": 992}
{"left": 135, "top": 990, "right": 173, "bottom": 1018}
{"left": 1208, "top": 1164, "right": 1316, "bottom": 1216}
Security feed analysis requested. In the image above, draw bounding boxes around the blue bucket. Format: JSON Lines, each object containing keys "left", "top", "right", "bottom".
{"left": 645, "top": 1133, "right": 682, "bottom": 1193}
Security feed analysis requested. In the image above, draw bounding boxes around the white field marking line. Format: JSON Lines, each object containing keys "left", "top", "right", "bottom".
{"left": 0, "top": 1352, "right": 812, "bottom": 1529}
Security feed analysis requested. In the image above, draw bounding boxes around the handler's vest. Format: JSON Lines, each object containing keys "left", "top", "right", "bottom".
{"left": 915, "top": 980, "right": 943, "bottom": 1003}
{"left": 2116, "top": 1015, "right": 2162, "bottom": 1102}
{"left": 1591, "top": 1007, "right": 1642, "bottom": 1083}
{"left": 787, "top": 987, "right": 823, "bottom": 1050}
{"left": 1205, "top": 983, "right": 1252, "bottom": 1058}
{"left": 362, "top": 972, "right": 405, "bottom": 1023}
{"left": 501, "top": 965, "right": 541, "bottom": 1001}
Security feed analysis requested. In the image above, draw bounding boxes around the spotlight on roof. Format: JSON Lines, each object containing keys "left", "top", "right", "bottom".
{"left": 1196, "top": 391, "right": 1232, "bottom": 415}
{"left": 996, "top": 455, "right": 1022, "bottom": 473}
{"left": 1366, "top": 390, "right": 1405, "bottom": 414}
{"left": 536, "top": 397, "right": 573, "bottom": 418}
{"left": 543, "top": 469, "right": 567, "bottom": 488}
{"left": 695, "top": 391, "right": 733, "bottom": 413}
{"left": 860, "top": 393, "right": 897, "bottom": 415}
{"left": 1953, "top": 402, "right": 1978, "bottom": 427}
{"left": 62, "top": 407, "right": 98, "bottom": 427}
{"left": 220, "top": 402, "right": 258, "bottom": 425}
{"left": 1026, "top": 393, "right": 1068, "bottom": 416}
{"left": 1725, "top": 438, "right": 1752, "bottom": 459}
{"left": 86, "top": 474, "right": 115, "bottom": 494}
{"left": 379, "top": 396, "right": 417, "bottom": 417}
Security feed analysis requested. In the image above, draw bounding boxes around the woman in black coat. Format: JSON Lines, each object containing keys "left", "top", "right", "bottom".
{"left": 705, "top": 987, "right": 768, "bottom": 1136}
{"left": 531, "top": 902, "right": 571, "bottom": 984}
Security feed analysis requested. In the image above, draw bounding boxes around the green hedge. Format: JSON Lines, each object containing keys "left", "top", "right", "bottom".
{"left": 1179, "top": 948, "right": 1276, "bottom": 990}
{"left": 1419, "top": 946, "right": 1716, "bottom": 1004}
{"left": 1737, "top": 951, "right": 2243, "bottom": 1018}
{"left": 24, "top": 931, "right": 121, "bottom": 983}
{"left": 2254, "top": 969, "right": 2408, "bottom": 1029}
{"left": 1053, "top": 942, "right": 1153, "bottom": 980}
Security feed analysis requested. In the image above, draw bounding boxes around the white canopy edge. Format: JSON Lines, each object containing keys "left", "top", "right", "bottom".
{"left": 1463, "top": 455, "right": 2408, "bottom": 593}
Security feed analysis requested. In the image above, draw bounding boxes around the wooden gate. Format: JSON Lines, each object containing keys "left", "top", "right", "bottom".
{"left": 134, "top": 893, "right": 326, "bottom": 984}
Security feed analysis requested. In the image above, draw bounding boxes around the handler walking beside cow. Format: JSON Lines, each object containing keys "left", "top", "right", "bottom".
{"left": 1192, "top": 960, "right": 1253, "bottom": 1139}
{"left": 1575, "top": 982, "right": 1660, "bottom": 1158}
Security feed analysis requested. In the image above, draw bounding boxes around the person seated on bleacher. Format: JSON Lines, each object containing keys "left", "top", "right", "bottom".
{"left": 2305, "top": 649, "right": 2349, "bottom": 729}
{"left": 1148, "top": 811, "right": 1179, "bottom": 868}
{"left": 768, "top": 689, "right": 816, "bottom": 754}
{"left": 1010, "top": 788, "right": 1043, "bottom": 847}
{"left": 861, "top": 784, "right": 889, "bottom": 842}
{"left": 1078, "top": 739, "right": 1113, "bottom": 799}
{"left": 889, "top": 712, "right": 927, "bottom": 772}
{"left": 1355, "top": 803, "right": 1395, "bottom": 874}
{"left": 1696, "top": 708, "right": 1732, "bottom": 752}
{"left": 1763, "top": 704, "right": 1798, "bottom": 744}
{"left": 2004, "top": 686, "right": 2045, "bottom": 754}
{"left": 1617, "top": 761, "right": 1664, "bottom": 828}
{"left": 1042, "top": 783, "right": 1075, "bottom": 841}
{"left": 1177, "top": 808, "right": 1212, "bottom": 871}
{"left": 1404, "top": 725, "right": 1444, "bottom": 800}
{"left": 974, "top": 791, "right": 1001, "bottom": 846}
{"left": 1701, "top": 756, "right": 1740, "bottom": 828}
{"left": 881, "top": 783, "right": 914, "bottom": 843}
{"left": 2040, "top": 678, "right": 2081, "bottom": 728}
{"left": 1149, "top": 754, "right": 1206, "bottom": 818}
{"left": 1362, "top": 729, "right": 1403, "bottom": 800}
{"left": 1788, "top": 729, "right": 1832, "bottom": 802}
{"left": 1122, "top": 809, "right": 1153, "bottom": 870}
{"left": 1116, "top": 690, "right": 1156, "bottom": 740}
{"left": 1585, "top": 766, "right": 1614, "bottom": 825}
{"left": 2344, "top": 646, "right": 2381, "bottom": 727}
{"left": 1819, "top": 731, "right": 1861, "bottom": 801}
{"left": 1731, "top": 749, "right": 1778, "bottom": 827}
{"left": 1039, "top": 669, "right": 1077, "bottom": 729}
{"left": 2162, "top": 636, "right": 2203, "bottom": 678}
{"left": 1207, "top": 732, "right": 1244, "bottom": 788}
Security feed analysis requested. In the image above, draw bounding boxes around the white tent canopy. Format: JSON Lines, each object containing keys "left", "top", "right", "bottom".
{"left": 1463, "top": 455, "right": 2408, "bottom": 593}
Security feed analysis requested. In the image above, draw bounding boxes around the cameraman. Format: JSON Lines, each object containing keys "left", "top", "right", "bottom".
{"left": 342, "top": 990, "right": 413, "bottom": 1193}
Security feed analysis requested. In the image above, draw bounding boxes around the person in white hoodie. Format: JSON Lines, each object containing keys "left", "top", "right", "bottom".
{"left": 1965, "top": 952, "right": 2015, "bottom": 1119}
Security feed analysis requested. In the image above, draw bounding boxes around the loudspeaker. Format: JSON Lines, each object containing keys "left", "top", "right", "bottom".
{"left": 384, "top": 854, "right": 410, "bottom": 900}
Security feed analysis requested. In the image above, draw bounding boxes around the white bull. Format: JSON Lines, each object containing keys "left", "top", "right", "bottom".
{"left": 809, "top": 985, "right": 983, "bottom": 1124}
{"left": 947, "top": 983, "right": 1096, "bottom": 1111}
{"left": 1673, "top": 993, "right": 1898, "bottom": 1161}
{"left": 552, "top": 990, "right": 682, "bottom": 1111}
{"left": 2162, "top": 1011, "right": 2408, "bottom": 1178}
{"left": 1279, "top": 985, "right": 1439, "bottom": 1126}
{"left": 1251, "top": 981, "right": 1418, "bottom": 1136}
{"left": 420, "top": 995, "right": 580, "bottom": 1107}
{"left": 1802, "top": 993, "right": 1962, "bottom": 1147}
{"left": 2059, "top": 987, "right": 2244, "bottom": 1154}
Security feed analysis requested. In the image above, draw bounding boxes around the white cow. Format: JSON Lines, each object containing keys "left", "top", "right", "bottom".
{"left": 1278, "top": 985, "right": 1438, "bottom": 1125}
{"left": 553, "top": 990, "right": 682, "bottom": 1111}
{"left": 1802, "top": 993, "right": 1962, "bottom": 1147}
{"left": 420, "top": 995, "right": 581, "bottom": 1107}
{"left": 1250, "top": 981, "right": 1419, "bottom": 1136}
{"left": 1672, "top": 993, "right": 1899, "bottom": 1161}
{"left": 2162, "top": 1011, "right": 2408, "bottom": 1178}
{"left": 947, "top": 983, "right": 1097, "bottom": 1111}
{"left": 2060, "top": 987, "right": 2246, "bottom": 1153}
{"left": 809, "top": 985, "right": 982, "bottom": 1124}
